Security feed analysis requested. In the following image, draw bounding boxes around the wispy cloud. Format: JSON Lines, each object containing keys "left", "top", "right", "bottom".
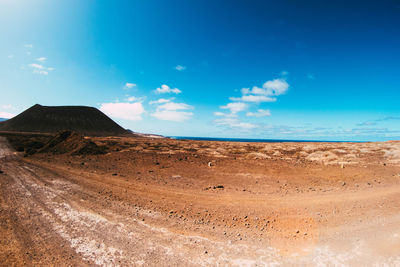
{"left": 124, "top": 82, "right": 136, "bottom": 90}
{"left": 24, "top": 44, "right": 33, "bottom": 48}
{"left": 229, "top": 95, "right": 276, "bottom": 103}
{"left": 230, "top": 78, "right": 289, "bottom": 103}
{"left": 149, "top": 98, "right": 174, "bottom": 105}
{"left": 152, "top": 110, "right": 193, "bottom": 122}
{"left": 220, "top": 102, "right": 248, "bottom": 114}
{"left": 175, "top": 65, "right": 186, "bottom": 71}
{"left": 246, "top": 109, "right": 271, "bottom": 117}
{"left": 0, "top": 111, "right": 15, "bottom": 119}
{"left": 28, "top": 61, "right": 54, "bottom": 75}
{"left": 356, "top": 121, "right": 377, "bottom": 126}
{"left": 29, "top": 63, "right": 44, "bottom": 69}
{"left": 1, "top": 104, "right": 15, "bottom": 110}
{"left": 29, "top": 63, "right": 49, "bottom": 75}
{"left": 99, "top": 102, "right": 145, "bottom": 121}
{"left": 357, "top": 116, "right": 400, "bottom": 126}
{"left": 155, "top": 84, "right": 181, "bottom": 94}
{"left": 125, "top": 95, "right": 145, "bottom": 102}
{"left": 214, "top": 117, "right": 258, "bottom": 130}
{"left": 36, "top": 57, "right": 47, "bottom": 62}
{"left": 157, "top": 102, "right": 192, "bottom": 111}
{"left": 151, "top": 101, "right": 193, "bottom": 122}
{"left": 213, "top": 75, "right": 289, "bottom": 130}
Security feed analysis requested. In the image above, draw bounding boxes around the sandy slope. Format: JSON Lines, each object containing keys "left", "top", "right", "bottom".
{"left": 1, "top": 136, "right": 400, "bottom": 266}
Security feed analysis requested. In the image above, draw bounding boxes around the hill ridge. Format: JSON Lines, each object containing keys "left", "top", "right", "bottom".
{"left": 0, "top": 104, "right": 129, "bottom": 136}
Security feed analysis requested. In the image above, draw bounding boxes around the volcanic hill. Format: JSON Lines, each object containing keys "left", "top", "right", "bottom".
{"left": 0, "top": 104, "right": 129, "bottom": 136}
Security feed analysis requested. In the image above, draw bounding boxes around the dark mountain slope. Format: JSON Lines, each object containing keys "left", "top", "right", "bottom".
{"left": 0, "top": 104, "right": 129, "bottom": 136}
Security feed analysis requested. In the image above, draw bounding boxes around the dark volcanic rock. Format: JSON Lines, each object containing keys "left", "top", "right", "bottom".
{"left": 38, "top": 130, "right": 107, "bottom": 155}
{"left": 0, "top": 104, "right": 129, "bottom": 136}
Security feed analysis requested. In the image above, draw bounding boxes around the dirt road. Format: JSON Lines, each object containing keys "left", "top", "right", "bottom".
{"left": 1, "top": 136, "right": 400, "bottom": 266}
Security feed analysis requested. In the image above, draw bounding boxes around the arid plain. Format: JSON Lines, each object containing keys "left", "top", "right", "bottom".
{"left": 1, "top": 132, "right": 400, "bottom": 266}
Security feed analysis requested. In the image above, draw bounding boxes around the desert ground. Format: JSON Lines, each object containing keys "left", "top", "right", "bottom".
{"left": 1, "top": 133, "right": 400, "bottom": 266}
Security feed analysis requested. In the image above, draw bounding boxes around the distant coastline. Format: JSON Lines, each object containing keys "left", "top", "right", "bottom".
{"left": 170, "top": 136, "right": 361, "bottom": 143}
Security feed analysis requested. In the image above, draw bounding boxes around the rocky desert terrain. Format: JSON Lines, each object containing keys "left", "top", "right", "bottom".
{"left": 1, "top": 132, "right": 400, "bottom": 266}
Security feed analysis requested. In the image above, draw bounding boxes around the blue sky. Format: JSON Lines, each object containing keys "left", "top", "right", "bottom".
{"left": 1, "top": 0, "right": 400, "bottom": 141}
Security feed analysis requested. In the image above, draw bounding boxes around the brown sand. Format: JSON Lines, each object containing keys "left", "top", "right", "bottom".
{"left": 1, "top": 135, "right": 400, "bottom": 265}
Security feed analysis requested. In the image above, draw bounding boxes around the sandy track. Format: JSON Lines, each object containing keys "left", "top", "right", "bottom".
{"left": 1, "top": 136, "right": 400, "bottom": 265}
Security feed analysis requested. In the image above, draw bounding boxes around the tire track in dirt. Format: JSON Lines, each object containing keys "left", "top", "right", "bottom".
{"left": 2, "top": 137, "right": 400, "bottom": 265}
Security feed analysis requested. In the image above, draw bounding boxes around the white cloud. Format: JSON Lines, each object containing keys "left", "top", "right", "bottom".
{"left": 35, "top": 70, "right": 48, "bottom": 75}
{"left": 151, "top": 100, "right": 193, "bottom": 122}
{"left": 124, "top": 83, "right": 136, "bottom": 90}
{"left": 158, "top": 102, "right": 192, "bottom": 111}
{"left": 8, "top": 54, "right": 14, "bottom": 59}
{"left": 149, "top": 98, "right": 172, "bottom": 105}
{"left": 175, "top": 65, "right": 186, "bottom": 71}
{"left": 214, "top": 112, "right": 226, "bottom": 116}
{"left": 213, "top": 75, "right": 289, "bottom": 130}
{"left": 263, "top": 78, "right": 289, "bottom": 96}
{"left": 246, "top": 109, "right": 271, "bottom": 117}
{"left": 214, "top": 117, "right": 258, "bottom": 129}
{"left": 1, "top": 104, "right": 14, "bottom": 110}
{"left": 229, "top": 95, "right": 276, "bottom": 103}
{"left": 126, "top": 96, "right": 140, "bottom": 102}
{"left": 99, "top": 102, "right": 144, "bottom": 121}
{"left": 231, "top": 78, "right": 289, "bottom": 104}
{"left": 29, "top": 63, "right": 44, "bottom": 69}
{"left": 0, "top": 111, "right": 15, "bottom": 119}
{"left": 220, "top": 102, "right": 247, "bottom": 114}
{"left": 155, "top": 84, "right": 181, "bottom": 94}
{"left": 152, "top": 110, "right": 193, "bottom": 122}
{"left": 240, "top": 79, "right": 289, "bottom": 97}
{"left": 28, "top": 63, "right": 54, "bottom": 75}
{"left": 36, "top": 57, "right": 47, "bottom": 62}
{"left": 24, "top": 44, "right": 33, "bottom": 48}
{"left": 36, "top": 70, "right": 48, "bottom": 75}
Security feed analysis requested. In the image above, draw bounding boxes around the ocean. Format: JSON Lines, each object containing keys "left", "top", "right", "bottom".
{"left": 170, "top": 136, "right": 352, "bottom": 143}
